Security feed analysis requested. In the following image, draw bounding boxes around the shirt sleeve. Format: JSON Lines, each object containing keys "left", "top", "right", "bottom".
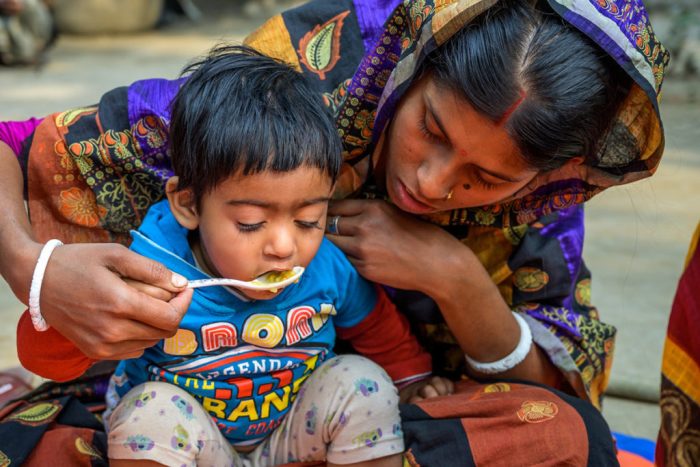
{"left": 336, "top": 286, "right": 432, "bottom": 387}
{"left": 0, "top": 118, "right": 43, "bottom": 156}
{"left": 16, "top": 310, "right": 94, "bottom": 382}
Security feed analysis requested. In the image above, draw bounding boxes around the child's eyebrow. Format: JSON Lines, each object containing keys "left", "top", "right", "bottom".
{"left": 226, "top": 197, "right": 331, "bottom": 208}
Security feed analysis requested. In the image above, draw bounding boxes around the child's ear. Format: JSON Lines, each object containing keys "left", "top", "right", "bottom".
{"left": 166, "top": 177, "right": 199, "bottom": 230}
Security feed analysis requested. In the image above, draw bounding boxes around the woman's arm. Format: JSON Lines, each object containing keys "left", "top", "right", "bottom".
{"left": 0, "top": 140, "right": 193, "bottom": 362}
{"left": 428, "top": 239, "right": 562, "bottom": 386}
{"left": 327, "top": 200, "right": 578, "bottom": 389}
{"left": 0, "top": 140, "right": 42, "bottom": 302}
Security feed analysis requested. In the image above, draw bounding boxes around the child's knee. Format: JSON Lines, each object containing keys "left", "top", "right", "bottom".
{"left": 107, "top": 382, "right": 215, "bottom": 460}
{"left": 110, "top": 381, "right": 198, "bottom": 422}
{"left": 304, "top": 355, "right": 399, "bottom": 416}
{"left": 317, "top": 355, "right": 393, "bottom": 385}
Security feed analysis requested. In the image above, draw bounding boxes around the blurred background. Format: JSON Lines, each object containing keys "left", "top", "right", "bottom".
{"left": 0, "top": 0, "right": 698, "bottom": 441}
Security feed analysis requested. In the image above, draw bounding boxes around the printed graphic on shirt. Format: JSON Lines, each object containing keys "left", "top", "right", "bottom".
{"left": 115, "top": 301, "right": 346, "bottom": 445}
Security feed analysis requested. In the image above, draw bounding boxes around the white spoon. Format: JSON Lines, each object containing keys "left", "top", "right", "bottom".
{"left": 187, "top": 266, "right": 305, "bottom": 292}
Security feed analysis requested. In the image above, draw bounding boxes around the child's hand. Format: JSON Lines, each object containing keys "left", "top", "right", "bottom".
{"left": 399, "top": 376, "right": 454, "bottom": 403}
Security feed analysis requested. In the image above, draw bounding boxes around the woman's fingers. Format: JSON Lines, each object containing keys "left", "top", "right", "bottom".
{"left": 105, "top": 244, "right": 188, "bottom": 292}
{"left": 83, "top": 337, "right": 163, "bottom": 361}
{"left": 327, "top": 199, "right": 374, "bottom": 217}
{"left": 325, "top": 233, "right": 363, "bottom": 261}
{"left": 127, "top": 286, "right": 193, "bottom": 333}
{"left": 325, "top": 212, "right": 364, "bottom": 237}
{"left": 124, "top": 278, "right": 176, "bottom": 301}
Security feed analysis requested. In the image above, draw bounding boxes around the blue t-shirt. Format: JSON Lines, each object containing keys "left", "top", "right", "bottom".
{"left": 111, "top": 201, "right": 377, "bottom": 446}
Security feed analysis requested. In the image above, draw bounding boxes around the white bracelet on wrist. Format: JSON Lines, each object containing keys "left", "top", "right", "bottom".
{"left": 28, "top": 239, "right": 63, "bottom": 332}
{"left": 464, "top": 311, "right": 533, "bottom": 375}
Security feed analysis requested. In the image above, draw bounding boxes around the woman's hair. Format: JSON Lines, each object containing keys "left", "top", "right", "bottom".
{"left": 426, "top": 0, "right": 629, "bottom": 171}
{"left": 170, "top": 45, "right": 342, "bottom": 200}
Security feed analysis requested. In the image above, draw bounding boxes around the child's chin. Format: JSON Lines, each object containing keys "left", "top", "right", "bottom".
{"left": 241, "top": 289, "right": 283, "bottom": 301}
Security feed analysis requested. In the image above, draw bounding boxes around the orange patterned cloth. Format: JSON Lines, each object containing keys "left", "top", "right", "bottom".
{"left": 657, "top": 223, "right": 700, "bottom": 466}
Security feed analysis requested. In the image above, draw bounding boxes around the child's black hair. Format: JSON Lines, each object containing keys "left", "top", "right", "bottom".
{"left": 170, "top": 45, "right": 342, "bottom": 199}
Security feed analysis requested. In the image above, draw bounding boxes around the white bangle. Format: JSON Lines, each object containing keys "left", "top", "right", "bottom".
{"left": 28, "top": 239, "right": 63, "bottom": 332}
{"left": 464, "top": 312, "right": 533, "bottom": 375}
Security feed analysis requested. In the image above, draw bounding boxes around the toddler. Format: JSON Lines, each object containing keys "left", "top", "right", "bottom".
{"left": 19, "top": 45, "right": 441, "bottom": 466}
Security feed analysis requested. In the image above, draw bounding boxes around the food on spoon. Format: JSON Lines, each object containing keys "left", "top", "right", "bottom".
{"left": 251, "top": 269, "right": 298, "bottom": 286}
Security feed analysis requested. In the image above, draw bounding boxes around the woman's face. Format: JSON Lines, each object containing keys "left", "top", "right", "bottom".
{"left": 379, "top": 74, "right": 538, "bottom": 214}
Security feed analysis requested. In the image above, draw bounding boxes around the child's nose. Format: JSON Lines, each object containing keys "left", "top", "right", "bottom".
{"left": 264, "top": 228, "right": 295, "bottom": 260}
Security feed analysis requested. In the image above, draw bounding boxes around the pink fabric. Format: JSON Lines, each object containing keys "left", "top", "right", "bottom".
{"left": 0, "top": 118, "right": 43, "bottom": 156}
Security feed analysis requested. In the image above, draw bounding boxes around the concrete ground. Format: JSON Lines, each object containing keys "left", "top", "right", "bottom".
{"left": 1, "top": 1, "right": 698, "bottom": 444}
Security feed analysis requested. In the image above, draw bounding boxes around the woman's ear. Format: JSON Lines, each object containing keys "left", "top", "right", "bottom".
{"left": 166, "top": 177, "right": 199, "bottom": 230}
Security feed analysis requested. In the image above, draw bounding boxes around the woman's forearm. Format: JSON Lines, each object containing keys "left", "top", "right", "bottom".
{"left": 427, "top": 245, "right": 562, "bottom": 387}
{"left": 0, "top": 141, "right": 41, "bottom": 304}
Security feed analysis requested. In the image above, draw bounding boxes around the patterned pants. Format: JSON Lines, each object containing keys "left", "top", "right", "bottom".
{"left": 107, "top": 355, "right": 404, "bottom": 466}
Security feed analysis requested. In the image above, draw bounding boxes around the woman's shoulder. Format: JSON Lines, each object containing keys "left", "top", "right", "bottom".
{"left": 244, "top": 0, "right": 373, "bottom": 94}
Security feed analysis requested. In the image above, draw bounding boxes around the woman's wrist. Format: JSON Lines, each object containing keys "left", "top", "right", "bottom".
{"left": 0, "top": 234, "right": 42, "bottom": 304}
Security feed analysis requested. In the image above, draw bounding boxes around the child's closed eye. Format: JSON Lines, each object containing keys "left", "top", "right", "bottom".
{"left": 296, "top": 220, "right": 322, "bottom": 230}
{"left": 237, "top": 222, "right": 265, "bottom": 233}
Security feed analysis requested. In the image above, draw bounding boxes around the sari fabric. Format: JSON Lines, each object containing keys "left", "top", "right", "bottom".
{"left": 656, "top": 223, "right": 700, "bottom": 466}
{"left": 19, "top": 0, "right": 667, "bottom": 408}
{"left": 16, "top": 0, "right": 666, "bottom": 436}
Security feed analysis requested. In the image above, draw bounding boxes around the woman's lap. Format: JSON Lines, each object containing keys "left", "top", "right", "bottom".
{"left": 401, "top": 379, "right": 617, "bottom": 466}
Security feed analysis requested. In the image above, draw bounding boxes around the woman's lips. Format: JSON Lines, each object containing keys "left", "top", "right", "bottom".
{"left": 394, "top": 180, "right": 437, "bottom": 214}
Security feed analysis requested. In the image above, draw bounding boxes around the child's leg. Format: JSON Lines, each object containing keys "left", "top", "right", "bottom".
{"left": 248, "top": 355, "right": 403, "bottom": 466}
{"left": 107, "top": 381, "right": 240, "bottom": 467}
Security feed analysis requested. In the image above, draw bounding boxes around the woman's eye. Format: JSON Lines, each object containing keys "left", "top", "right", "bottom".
{"left": 472, "top": 172, "right": 499, "bottom": 190}
{"left": 237, "top": 222, "right": 264, "bottom": 232}
{"left": 296, "top": 220, "right": 322, "bottom": 230}
{"left": 418, "top": 116, "right": 443, "bottom": 143}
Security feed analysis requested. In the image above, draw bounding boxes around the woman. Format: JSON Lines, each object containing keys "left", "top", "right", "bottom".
{"left": 0, "top": 0, "right": 667, "bottom": 464}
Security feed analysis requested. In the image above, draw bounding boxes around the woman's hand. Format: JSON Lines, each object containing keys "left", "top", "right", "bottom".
{"left": 40, "top": 243, "right": 193, "bottom": 360}
{"left": 326, "top": 199, "right": 463, "bottom": 293}
{"left": 19, "top": 242, "right": 192, "bottom": 361}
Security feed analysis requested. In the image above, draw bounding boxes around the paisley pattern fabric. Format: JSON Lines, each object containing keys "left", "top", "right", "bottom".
{"left": 0, "top": 378, "right": 109, "bottom": 467}
{"left": 14, "top": 0, "right": 667, "bottom": 409}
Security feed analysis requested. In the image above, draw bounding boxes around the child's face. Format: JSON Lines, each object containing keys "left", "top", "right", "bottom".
{"left": 182, "top": 167, "right": 333, "bottom": 300}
